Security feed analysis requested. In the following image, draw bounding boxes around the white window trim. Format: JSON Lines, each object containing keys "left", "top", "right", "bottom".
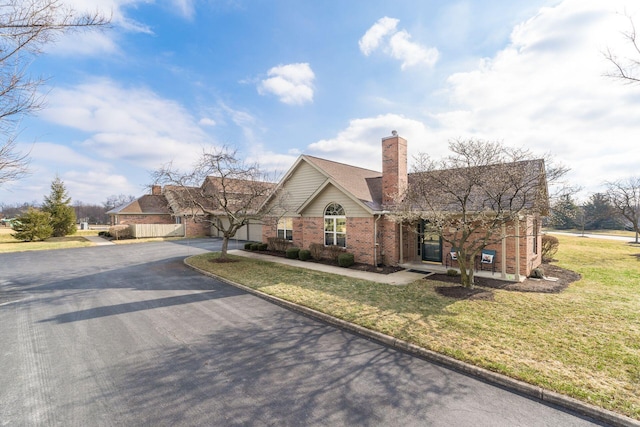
{"left": 324, "top": 203, "right": 346, "bottom": 247}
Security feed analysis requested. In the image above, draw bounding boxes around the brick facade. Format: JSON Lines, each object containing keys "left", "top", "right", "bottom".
{"left": 112, "top": 214, "right": 174, "bottom": 226}
{"left": 259, "top": 133, "right": 545, "bottom": 277}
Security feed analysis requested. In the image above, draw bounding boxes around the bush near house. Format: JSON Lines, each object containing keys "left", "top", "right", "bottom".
{"left": 285, "top": 247, "right": 300, "bottom": 259}
{"left": 267, "top": 237, "right": 289, "bottom": 252}
{"left": 337, "top": 252, "right": 355, "bottom": 267}
{"left": 298, "top": 249, "right": 311, "bottom": 261}
{"left": 109, "top": 224, "right": 131, "bottom": 240}
{"left": 542, "top": 234, "right": 560, "bottom": 262}
{"left": 309, "top": 243, "right": 324, "bottom": 260}
{"left": 244, "top": 242, "right": 255, "bottom": 250}
{"left": 326, "top": 245, "right": 344, "bottom": 262}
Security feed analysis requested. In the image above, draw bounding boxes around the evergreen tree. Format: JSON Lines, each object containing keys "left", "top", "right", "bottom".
{"left": 12, "top": 208, "right": 53, "bottom": 241}
{"left": 583, "top": 193, "right": 623, "bottom": 230}
{"left": 42, "top": 176, "right": 76, "bottom": 237}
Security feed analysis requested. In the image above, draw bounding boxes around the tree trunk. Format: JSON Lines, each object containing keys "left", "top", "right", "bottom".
{"left": 220, "top": 236, "right": 230, "bottom": 259}
{"left": 457, "top": 256, "right": 475, "bottom": 288}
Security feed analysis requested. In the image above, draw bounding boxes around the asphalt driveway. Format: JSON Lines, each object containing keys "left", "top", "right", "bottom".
{"left": 0, "top": 239, "right": 605, "bottom": 426}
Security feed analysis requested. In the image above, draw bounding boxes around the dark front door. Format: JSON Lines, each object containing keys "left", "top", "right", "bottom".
{"left": 419, "top": 222, "right": 442, "bottom": 263}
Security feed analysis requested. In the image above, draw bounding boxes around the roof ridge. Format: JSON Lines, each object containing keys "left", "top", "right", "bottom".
{"left": 303, "top": 154, "right": 381, "bottom": 175}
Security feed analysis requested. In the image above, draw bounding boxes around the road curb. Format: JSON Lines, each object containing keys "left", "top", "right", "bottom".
{"left": 185, "top": 259, "right": 640, "bottom": 427}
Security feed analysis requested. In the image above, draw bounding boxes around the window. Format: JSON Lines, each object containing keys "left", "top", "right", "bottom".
{"left": 533, "top": 218, "right": 539, "bottom": 254}
{"left": 324, "top": 203, "right": 346, "bottom": 247}
{"left": 175, "top": 216, "right": 182, "bottom": 224}
{"left": 277, "top": 217, "right": 293, "bottom": 240}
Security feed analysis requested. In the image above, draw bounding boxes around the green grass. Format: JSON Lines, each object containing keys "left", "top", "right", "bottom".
{"left": 186, "top": 235, "right": 640, "bottom": 420}
{"left": 0, "top": 227, "right": 96, "bottom": 252}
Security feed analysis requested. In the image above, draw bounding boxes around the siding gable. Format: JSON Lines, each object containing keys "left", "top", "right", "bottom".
{"left": 301, "top": 184, "right": 371, "bottom": 218}
{"left": 278, "top": 160, "right": 328, "bottom": 215}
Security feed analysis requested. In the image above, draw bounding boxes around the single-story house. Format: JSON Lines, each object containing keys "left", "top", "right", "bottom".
{"left": 108, "top": 179, "right": 269, "bottom": 241}
{"left": 261, "top": 133, "right": 546, "bottom": 279}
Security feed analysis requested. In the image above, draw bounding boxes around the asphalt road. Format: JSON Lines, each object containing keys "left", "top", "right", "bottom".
{"left": 0, "top": 239, "right": 605, "bottom": 426}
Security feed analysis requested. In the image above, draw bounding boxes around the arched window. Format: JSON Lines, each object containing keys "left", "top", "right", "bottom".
{"left": 324, "top": 202, "right": 346, "bottom": 247}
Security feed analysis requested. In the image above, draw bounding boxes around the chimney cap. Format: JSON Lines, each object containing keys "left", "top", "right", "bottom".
{"left": 391, "top": 130, "right": 397, "bottom": 136}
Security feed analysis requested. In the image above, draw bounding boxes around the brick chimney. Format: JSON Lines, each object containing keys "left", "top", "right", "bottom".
{"left": 151, "top": 185, "right": 162, "bottom": 195}
{"left": 381, "top": 131, "right": 408, "bottom": 207}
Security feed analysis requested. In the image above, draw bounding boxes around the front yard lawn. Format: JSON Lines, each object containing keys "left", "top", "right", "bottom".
{"left": 186, "top": 235, "right": 640, "bottom": 420}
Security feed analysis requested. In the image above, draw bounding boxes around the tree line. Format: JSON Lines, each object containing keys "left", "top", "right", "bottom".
{"left": 548, "top": 178, "right": 640, "bottom": 240}
{"left": 1, "top": 176, "right": 135, "bottom": 241}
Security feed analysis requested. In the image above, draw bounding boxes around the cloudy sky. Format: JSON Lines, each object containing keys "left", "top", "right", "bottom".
{"left": 1, "top": 0, "right": 639, "bottom": 206}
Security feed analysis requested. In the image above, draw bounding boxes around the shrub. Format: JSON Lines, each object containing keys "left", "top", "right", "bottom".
{"left": 244, "top": 242, "right": 254, "bottom": 250}
{"left": 12, "top": 208, "right": 53, "bottom": 242}
{"left": 109, "top": 224, "right": 131, "bottom": 240}
{"left": 309, "top": 243, "right": 324, "bottom": 260}
{"left": 447, "top": 269, "right": 460, "bottom": 277}
{"left": 326, "top": 245, "right": 344, "bottom": 262}
{"left": 258, "top": 243, "right": 268, "bottom": 251}
{"left": 298, "top": 249, "right": 311, "bottom": 261}
{"left": 267, "top": 237, "right": 290, "bottom": 252}
{"left": 541, "top": 234, "right": 559, "bottom": 262}
{"left": 285, "top": 247, "right": 300, "bottom": 259}
{"left": 337, "top": 252, "right": 355, "bottom": 268}
{"left": 250, "top": 243, "right": 260, "bottom": 251}
{"left": 98, "top": 231, "right": 111, "bottom": 237}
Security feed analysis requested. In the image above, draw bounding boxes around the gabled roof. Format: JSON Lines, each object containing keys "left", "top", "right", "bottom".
{"left": 164, "top": 177, "right": 276, "bottom": 216}
{"left": 407, "top": 158, "right": 549, "bottom": 214}
{"left": 300, "top": 155, "right": 384, "bottom": 212}
{"left": 106, "top": 194, "right": 170, "bottom": 215}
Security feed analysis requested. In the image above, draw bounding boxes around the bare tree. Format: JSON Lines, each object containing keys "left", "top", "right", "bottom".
{"left": 0, "top": 0, "right": 109, "bottom": 187}
{"left": 396, "top": 138, "right": 567, "bottom": 288}
{"left": 605, "top": 177, "right": 640, "bottom": 243}
{"left": 152, "top": 146, "right": 279, "bottom": 259}
{"left": 605, "top": 15, "right": 640, "bottom": 84}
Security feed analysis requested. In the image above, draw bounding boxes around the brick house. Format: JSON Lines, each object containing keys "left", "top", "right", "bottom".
{"left": 261, "top": 133, "right": 546, "bottom": 279}
{"left": 107, "top": 185, "right": 175, "bottom": 227}
{"left": 108, "top": 181, "right": 267, "bottom": 240}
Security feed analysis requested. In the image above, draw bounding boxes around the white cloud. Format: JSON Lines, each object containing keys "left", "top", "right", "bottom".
{"left": 432, "top": 0, "right": 640, "bottom": 198}
{"left": 307, "top": 114, "right": 435, "bottom": 171}
{"left": 388, "top": 30, "right": 440, "bottom": 69}
{"left": 258, "top": 63, "right": 315, "bottom": 105}
{"left": 359, "top": 17, "right": 439, "bottom": 69}
{"left": 359, "top": 17, "right": 399, "bottom": 56}
{"left": 40, "top": 78, "right": 214, "bottom": 170}
{"left": 199, "top": 117, "right": 216, "bottom": 127}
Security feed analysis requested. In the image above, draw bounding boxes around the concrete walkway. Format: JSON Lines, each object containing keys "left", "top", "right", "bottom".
{"left": 228, "top": 249, "right": 427, "bottom": 285}
{"left": 82, "top": 235, "right": 115, "bottom": 246}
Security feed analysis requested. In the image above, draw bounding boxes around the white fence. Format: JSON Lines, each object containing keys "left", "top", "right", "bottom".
{"left": 130, "top": 224, "right": 185, "bottom": 238}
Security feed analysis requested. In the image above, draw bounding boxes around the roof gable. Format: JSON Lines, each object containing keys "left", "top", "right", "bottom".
{"left": 107, "top": 194, "right": 170, "bottom": 215}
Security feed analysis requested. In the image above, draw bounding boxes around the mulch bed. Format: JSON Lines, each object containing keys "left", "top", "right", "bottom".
{"left": 246, "top": 249, "right": 404, "bottom": 274}
{"left": 433, "top": 263, "right": 581, "bottom": 300}
{"left": 243, "top": 249, "right": 581, "bottom": 300}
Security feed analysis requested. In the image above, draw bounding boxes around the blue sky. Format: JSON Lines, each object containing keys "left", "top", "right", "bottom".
{"left": 1, "top": 0, "right": 639, "bottom": 206}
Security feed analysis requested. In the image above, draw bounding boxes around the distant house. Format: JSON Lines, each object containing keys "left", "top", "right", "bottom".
{"left": 107, "top": 185, "right": 174, "bottom": 226}
{"left": 261, "top": 133, "right": 546, "bottom": 279}
{"left": 108, "top": 178, "right": 270, "bottom": 241}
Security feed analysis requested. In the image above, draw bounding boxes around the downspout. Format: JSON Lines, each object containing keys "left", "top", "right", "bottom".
{"left": 399, "top": 222, "right": 403, "bottom": 265}
{"left": 515, "top": 219, "right": 521, "bottom": 279}
{"left": 501, "top": 223, "right": 507, "bottom": 279}
{"left": 374, "top": 214, "right": 381, "bottom": 266}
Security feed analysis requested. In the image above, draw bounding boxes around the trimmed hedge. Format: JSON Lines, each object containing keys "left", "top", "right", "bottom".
{"left": 298, "top": 249, "right": 311, "bottom": 261}
{"left": 258, "top": 243, "right": 268, "bottom": 251}
{"left": 244, "top": 242, "right": 254, "bottom": 250}
{"left": 250, "top": 243, "right": 260, "bottom": 251}
{"left": 337, "top": 252, "right": 354, "bottom": 268}
{"left": 285, "top": 247, "right": 300, "bottom": 259}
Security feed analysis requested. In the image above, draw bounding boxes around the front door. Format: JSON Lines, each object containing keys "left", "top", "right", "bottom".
{"left": 419, "top": 222, "right": 442, "bottom": 263}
